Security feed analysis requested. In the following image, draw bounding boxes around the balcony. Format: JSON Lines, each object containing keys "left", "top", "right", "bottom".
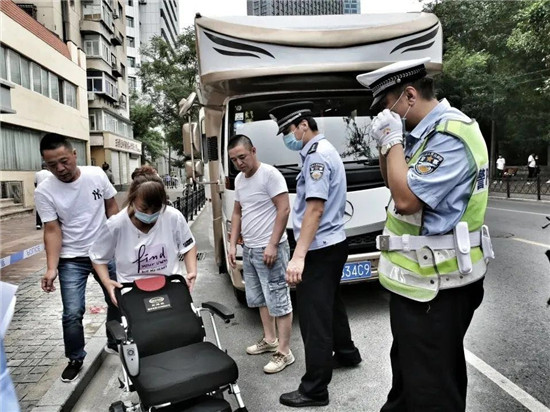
{"left": 111, "top": 33, "right": 123, "bottom": 46}
{"left": 111, "top": 62, "right": 123, "bottom": 78}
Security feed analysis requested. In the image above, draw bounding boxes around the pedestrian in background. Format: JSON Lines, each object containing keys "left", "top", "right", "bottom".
{"left": 90, "top": 167, "right": 198, "bottom": 304}
{"left": 270, "top": 102, "right": 361, "bottom": 408}
{"left": 496, "top": 155, "right": 505, "bottom": 181}
{"left": 34, "top": 161, "right": 53, "bottom": 229}
{"left": 527, "top": 153, "right": 536, "bottom": 178}
{"left": 357, "top": 57, "right": 494, "bottom": 411}
{"left": 35, "top": 133, "right": 121, "bottom": 383}
{"left": 102, "top": 162, "right": 115, "bottom": 185}
{"left": 227, "top": 134, "right": 294, "bottom": 374}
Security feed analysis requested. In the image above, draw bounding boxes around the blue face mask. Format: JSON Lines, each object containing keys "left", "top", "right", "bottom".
{"left": 134, "top": 210, "right": 160, "bottom": 224}
{"left": 283, "top": 131, "right": 303, "bottom": 151}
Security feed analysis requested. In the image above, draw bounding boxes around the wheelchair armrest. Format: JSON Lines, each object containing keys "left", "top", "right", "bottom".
{"left": 201, "top": 301, "right": 235, "bottom": 323}
{"left": 107, "top": 320, "right": 127, "bottom": 343}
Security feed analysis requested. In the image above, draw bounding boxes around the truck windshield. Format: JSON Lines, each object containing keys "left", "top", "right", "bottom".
{"left": 226, "top": 91, "right": 383, "bottom": 192}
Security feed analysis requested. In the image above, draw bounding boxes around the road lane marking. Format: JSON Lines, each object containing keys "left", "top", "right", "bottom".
{"left": 511, "top": 238, "right": 550, "bottom": 248}
{"left": 465, "top": 349, "right": 550, "bottom": 412}
{"left": 487, "top": 207, "right": 549, "bottom": 217}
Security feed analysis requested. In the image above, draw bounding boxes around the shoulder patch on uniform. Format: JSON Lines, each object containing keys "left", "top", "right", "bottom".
{"left": 413, "top": 151, "right": 444, "bottom": 175}
{"left": 307, "top": 142, "right": 318, "bottom": 155}
{"left": 309, "top": 163, "right": 325, "bottom": 180}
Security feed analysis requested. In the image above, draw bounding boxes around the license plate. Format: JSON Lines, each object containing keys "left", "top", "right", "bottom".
{"left": 341, "top": 261, "right": 371, "bottom": 282}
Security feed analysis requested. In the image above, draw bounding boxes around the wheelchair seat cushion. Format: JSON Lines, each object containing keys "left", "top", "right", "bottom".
{"left": 132, "top": 341, "right": 239, "bottom": 408}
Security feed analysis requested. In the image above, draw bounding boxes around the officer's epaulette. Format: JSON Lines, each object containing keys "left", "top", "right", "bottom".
{"left": 307, "top": 142, "right": 318, "bottom": 155}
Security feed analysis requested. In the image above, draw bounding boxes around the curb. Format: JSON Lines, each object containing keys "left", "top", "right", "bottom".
{"left": 31, "top": 205, "right": 207, "bottom": 412}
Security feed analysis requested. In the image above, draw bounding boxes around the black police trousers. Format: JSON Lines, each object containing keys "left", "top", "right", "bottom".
{"left": 296, "top": 240, "right": 360, "bottom": 400}
{"left": 381, "top": 277, "right": 485, "bottom": 412}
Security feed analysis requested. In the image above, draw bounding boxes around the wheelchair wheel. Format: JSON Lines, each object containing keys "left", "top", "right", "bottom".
{"left": 109, "top": 401, "right": 127, "bottom": 412}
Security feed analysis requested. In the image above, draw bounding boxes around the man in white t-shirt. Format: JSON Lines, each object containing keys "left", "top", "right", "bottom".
{"left": 496, "top": 155, "right": 505, "bottom": 181}
{"left": 227, "top": 134, "right": 294, "bottom": 374}
{"left": 34, "top": 133, "right": 120, "bottom": 383}
{"left": 34, "top": 162, "right": 53, "bottom": 229}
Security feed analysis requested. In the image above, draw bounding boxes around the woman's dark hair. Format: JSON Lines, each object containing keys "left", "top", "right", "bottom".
{"left": 124, "top": 167, "right": 167, "bottom": 211}
{"left": 131, "top": 165, "right": 157, "bottom": 180}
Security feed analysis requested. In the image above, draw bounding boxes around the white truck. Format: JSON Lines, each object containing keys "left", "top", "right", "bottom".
{"left": 183, "top": 13, "right": 442, "bottom": 303}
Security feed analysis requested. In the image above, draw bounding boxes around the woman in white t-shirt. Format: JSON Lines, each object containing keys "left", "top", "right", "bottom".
{"left": 89, "top": 169, "right": 197, "bottom": 305}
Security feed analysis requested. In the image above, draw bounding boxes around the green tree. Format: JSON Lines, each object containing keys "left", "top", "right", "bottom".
{"left": 425, "top": 0, "right": 550, "bottom": 166}
{"left": 138, "top": 27, "right": 198, "bottom": 157}
{"left": 129, "top": 96, "right": 163, "bottom": 162}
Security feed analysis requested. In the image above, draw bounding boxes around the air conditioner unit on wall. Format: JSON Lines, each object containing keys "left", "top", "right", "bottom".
{"left": 87, "top": 92, "right": 95, "bottom": 100}
{"left": 113, "top": 12, "right": 119, "bottom": 19}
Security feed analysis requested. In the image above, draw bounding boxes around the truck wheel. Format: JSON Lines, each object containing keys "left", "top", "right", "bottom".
{"left": 233, "top": 287, "right": 247, "bottom": 305}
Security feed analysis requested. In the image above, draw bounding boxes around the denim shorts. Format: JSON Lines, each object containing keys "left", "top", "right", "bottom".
{"left": 242, "top": 240, "right": 292, "bottom": 317}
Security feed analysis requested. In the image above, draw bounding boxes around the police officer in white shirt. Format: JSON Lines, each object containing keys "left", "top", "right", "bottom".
{"left": 269, "top": 102, "right": 361, "bottom": 408}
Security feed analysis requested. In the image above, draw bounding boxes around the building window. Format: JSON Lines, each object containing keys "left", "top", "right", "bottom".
{"left": 64, "top": 82, "right": 77, "bottom": 108}
{"left": 20, "top": 56, "right": 30, "bottom": 89}
{"left": 128, "top": 56, "right": 135, "bottom": 68}
{"left": 89, "top": 112, "right": 97, "bottom": 130}
{"left": 50, "top": 73, "right": 60, "bottom": 102}
{"left": 0, "top": 125, "right": 43, "bottom": 171}
{"left": 84, "top": 38, "right": 100, "bottom": 57}
{"left": 40, "top": 68, "right": 49, "bottom": 97}
{"left": 127, "top": 16, "right": 134, "bottom": 27}
{"left": 0, "top": 46, "right": 7, "bottom": 80}
{"left": 31, "top": 62, "right": 41, "bottom": 92}
{"left": 128, "top": 76, "right": 136, "bottom": 92}
{"left": 120, "top": 63, "right": 126, "bottom": 79}
{"left": 128, "top": 0, "right": 133, "bottom": 6}
{"left": 8, "top": 50, "right": 21, "bottom": 85}
{"left": 127, "top": 36, "right": 135, "bottom": 48}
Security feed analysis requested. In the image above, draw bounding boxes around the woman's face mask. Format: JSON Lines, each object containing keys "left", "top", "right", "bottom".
{"left": 134, "top": 210, "right": 160, "bottom": 224}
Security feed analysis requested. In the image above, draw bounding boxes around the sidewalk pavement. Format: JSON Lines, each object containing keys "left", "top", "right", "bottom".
{"left": 0, "top": 186, "right": 197, "bottom": 412}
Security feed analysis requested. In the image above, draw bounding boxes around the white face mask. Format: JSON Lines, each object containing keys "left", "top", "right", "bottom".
{"left": 389, "top": 91, "right": 411, "bottom": 134}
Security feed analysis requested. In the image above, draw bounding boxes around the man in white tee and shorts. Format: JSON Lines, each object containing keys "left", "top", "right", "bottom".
{"left": 35, "top": 133, "right": 120, "bottom": 383}
{"left": 227, "top": 134, "right": 294, "bottom": 374}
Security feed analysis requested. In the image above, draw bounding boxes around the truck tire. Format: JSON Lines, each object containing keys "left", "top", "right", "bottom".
{"left": 233, "top": 287, "right": 247, "bottom": 305}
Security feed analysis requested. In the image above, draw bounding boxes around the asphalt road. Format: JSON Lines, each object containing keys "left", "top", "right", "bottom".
{"left": 73, "top": 198, "right": 550, "bottom": 412}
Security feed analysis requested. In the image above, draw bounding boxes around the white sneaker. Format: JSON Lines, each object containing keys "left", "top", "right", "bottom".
{"left": 246, "top": 337, "right": 278, "bottom": 355}
{"left": 263, "top": 350, "right": 295, "bottom": 374}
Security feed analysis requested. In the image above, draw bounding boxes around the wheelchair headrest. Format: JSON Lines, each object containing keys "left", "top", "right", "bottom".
{"left": 135, "top": 276, "right": 166, "bottom": 292}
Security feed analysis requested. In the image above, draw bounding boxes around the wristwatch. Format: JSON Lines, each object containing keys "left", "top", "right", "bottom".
{"left": 380, "top": 140, "right": 403, "bottom": 157}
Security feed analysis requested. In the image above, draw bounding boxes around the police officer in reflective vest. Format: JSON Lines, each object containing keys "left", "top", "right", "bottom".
{"left": 357, "top": 58, "right": 495, "bottom": 411}
{"left": 269, "top": 102, "right": 362, "bottom": 408}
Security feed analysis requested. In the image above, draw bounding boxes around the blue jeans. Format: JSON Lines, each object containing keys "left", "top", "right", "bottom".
{"left": 57, "top": 258, "right": 120, "bottom": 361}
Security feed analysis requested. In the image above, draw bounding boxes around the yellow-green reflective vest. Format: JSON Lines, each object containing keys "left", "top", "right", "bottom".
{"left": 378, "top": 119, "right": 489, "bottom": 302}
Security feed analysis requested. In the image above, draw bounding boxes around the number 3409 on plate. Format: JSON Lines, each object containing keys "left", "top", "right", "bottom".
{"left": 341, "top": 261, "right": 371, "bottom": 282}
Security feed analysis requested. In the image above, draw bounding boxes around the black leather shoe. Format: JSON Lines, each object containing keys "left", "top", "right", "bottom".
{"left": 332, "top": 354, "right": 362, "bottom": 369}
{"left": 280, "top": 390, "right": 329, "bottom": 407}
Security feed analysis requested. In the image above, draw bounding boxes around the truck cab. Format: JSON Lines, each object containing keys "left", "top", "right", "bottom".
{"left": 190, "top": 13, "right": 443, "bottom": 302}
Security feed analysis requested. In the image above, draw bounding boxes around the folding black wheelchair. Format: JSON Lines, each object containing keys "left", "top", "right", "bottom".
{"left": 106, "top": 274, "right": 247, "bottom": 412}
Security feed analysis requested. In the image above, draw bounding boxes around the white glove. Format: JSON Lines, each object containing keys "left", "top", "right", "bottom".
{"left": 369, "top": 109, "right": 403, "bottom": 148}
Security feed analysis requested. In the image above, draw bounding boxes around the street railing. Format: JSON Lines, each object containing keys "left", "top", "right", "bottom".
{"left": 489, "top": 175, "right": 550, "bottom": 200}
{"left": 172, "top": 184, "right": 206, "bottom": 222}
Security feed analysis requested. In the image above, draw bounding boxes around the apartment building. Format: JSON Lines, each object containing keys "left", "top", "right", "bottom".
{"left": 15, "top": 0, "right": 141, "bottom": 187}
{"left": 0, "top": 0, "right": 88, "bottom": 209}
{"left": 125, "top": 0, "right": 179, "bottom": 178}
